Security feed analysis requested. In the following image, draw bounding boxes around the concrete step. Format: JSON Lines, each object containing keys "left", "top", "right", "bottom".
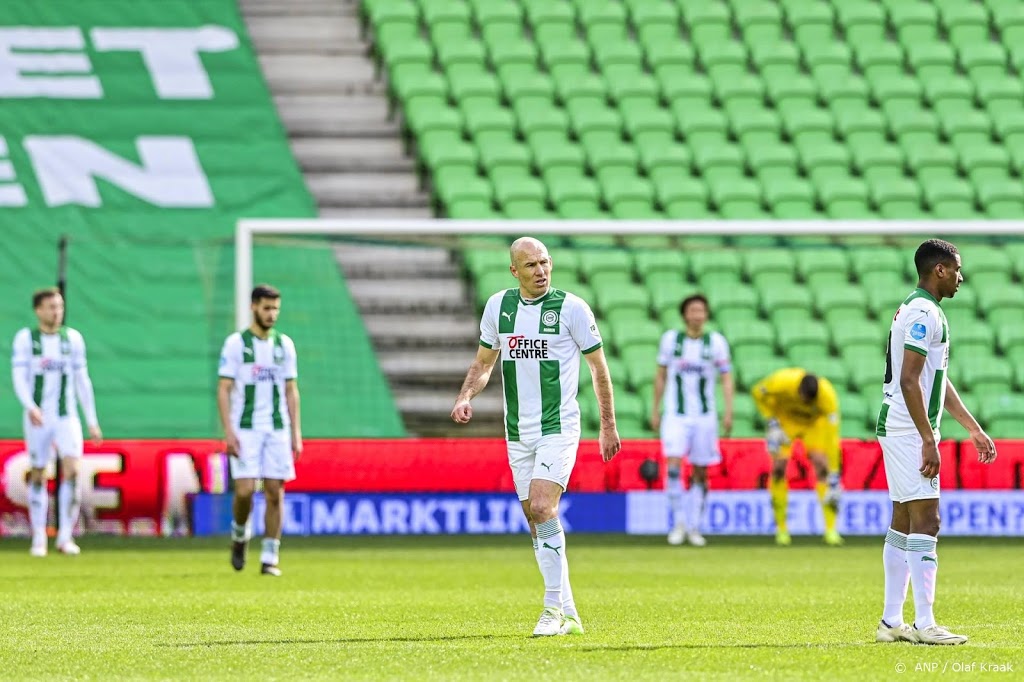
{"left": 345, "top": 279, "right": 466, "bottom": 313}
{"left": 240, "top": 0, "right": 358, "bottom": 17}
{"left": 257, "top": 55, "right": 376, "bottom": 93}
{"left": 306, "top": 173, "right": 429, "bottom": 208}
{"left": 362, "top": 315, "right": 478, "bottom": 346}
{"left": 245, "top": 18, "right": 367, "bottom": 55}
{"left": 276, "top": 95, "right": 392, "bottom": 124}
{"left": 335, "top": 244, "right": 458, "bottom": 277}
{"left": 319, "top": 206, "right": 434, "bottom": 219}
{"left": 378, "top": 350, "right": 478, "bottom": 382}
{"left": 291, "top": 138, "right": 414, "bottom": 173}
{"left": 395, "top": 385, "right": 504, "bottom": 421}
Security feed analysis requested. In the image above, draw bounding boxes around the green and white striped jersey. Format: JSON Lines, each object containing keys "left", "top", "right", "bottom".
{"left": 876, "top": 288, "right": 949, "bottom": 437}
{"left": 11, "top": 326, "right": 95, "bottom": 423}
{"left": 656, "top": 330, "right": 731, "bottom": 417}
{"left": 480, "top": 288, "right": 603, "bottom": 442}
{"left": 219, "top": 329, "right": 298, "bottom": 432}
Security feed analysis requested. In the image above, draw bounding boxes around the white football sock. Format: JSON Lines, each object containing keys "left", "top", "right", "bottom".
{"left": 666, "top": 463, "right": 684, "bottom": 528}
{"left": 260, "top": 538, "right": 280, "bottom": 565}
{"left": 687, "top": 482, "right": 706, "bottom": 532}
{"left": 57, "top": 479, "right": 80, "bottom": 544}
{"left": 907, "top": 533, "right": 938, "bottom": 629}
{"left": 560, "top": 550, "right": 578, "bottom": 618}
{"left": 881, "top": 528, "right": 910, "bottom": 626}
{"left": 231, "top": 521, "right": 248, "bottom": 543}
{"left": 535, "top": 518, "right": 565, "bottom": 609}
{"left": 28, "top": 482, "right": 48, "bottom": 539}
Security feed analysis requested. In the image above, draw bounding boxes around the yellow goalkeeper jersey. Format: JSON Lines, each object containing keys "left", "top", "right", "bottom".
{"left": 752, "top": 367, "right": 839, "bottom": 426}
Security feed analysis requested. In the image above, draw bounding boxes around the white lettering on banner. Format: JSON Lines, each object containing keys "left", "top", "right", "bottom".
{"left": 0, "top": 28, "right": 101, "bottom": 98}
{"left": 625, "top": 491, "right": 1024, "bottom": 536}
{"left": 0, "top": 137, "right": 27, "bottom": 206}
{"left": 90, "top": 26, "right": 238, "bottom": 99}
{"left": 252, "top": 494, "right": 309, "bottom": 536}
{"left": 2, "top": 450, "right": 123, "bottom": 519}
{"left": 25, "top": 135, "right": 214, "bottom": 207}
{"left": 298, "top": 497, "right": 566, "bottom": 536}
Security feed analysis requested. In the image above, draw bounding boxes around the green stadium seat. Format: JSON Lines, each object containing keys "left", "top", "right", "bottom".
{"left": 795, "top": 248, "right": 850, "bottom": 280}
{"left": 760, "top": 286, "right": 813, "bottom": 316}
{"left": 611, "top": 318, "right": 664, "bottom": 354}
{"left": 736, "top": 357, "right": 789, "bottom": 392}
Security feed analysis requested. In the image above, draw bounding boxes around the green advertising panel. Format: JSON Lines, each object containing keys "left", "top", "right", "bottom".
{"left": 0, "top": 0, "right": 404, "bottom": 437}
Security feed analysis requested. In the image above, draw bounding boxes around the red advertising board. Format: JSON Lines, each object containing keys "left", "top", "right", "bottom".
{"left": 0, "top": 438, "right": 1017, "bottom": 536}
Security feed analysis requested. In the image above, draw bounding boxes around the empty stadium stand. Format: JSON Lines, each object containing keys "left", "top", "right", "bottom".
{"left": 363, "top": 0, "right": 1024, "bottom": 439}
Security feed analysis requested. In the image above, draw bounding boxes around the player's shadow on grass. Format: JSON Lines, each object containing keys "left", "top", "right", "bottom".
{"left": 165, "top": 634, "right": 514, "bottom": 647}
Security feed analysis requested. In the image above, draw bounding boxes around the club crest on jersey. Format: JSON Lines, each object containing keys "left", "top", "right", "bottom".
{"left": 910, "top": 323, "right": 927, "bottom": 340}
{"left": 541, "top": 310, "right": 559, "bottom": 334}
{"left": 60, "top": 339, "right": 71, "bottom": 355}
{"left": 273, "top": 345, "right": 285, "bottom": 363}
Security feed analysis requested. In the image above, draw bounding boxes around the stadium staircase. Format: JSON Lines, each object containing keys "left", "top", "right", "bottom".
{"left": 240, "top": 0, "right": 432, "bottom": 217}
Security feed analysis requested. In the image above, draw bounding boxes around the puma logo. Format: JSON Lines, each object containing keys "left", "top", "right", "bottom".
{"left": 501, "top": 311, "right": 514, "bottom": 321}
{"left": 540, "top": 462, "right": 552, "bottom": 471}
{"left": 243, "top": 348, "right": 253, "bottom": 356}
{"left": 542, "top": 542, "right": 561, "bottom": 556}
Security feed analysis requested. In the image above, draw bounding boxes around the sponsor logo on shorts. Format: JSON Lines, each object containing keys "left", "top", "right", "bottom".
{"left": 930, "top": 477, "right": 939, "bottom": 490}
{"left": 540, "top": 462, "right": 552, "bottom": 471}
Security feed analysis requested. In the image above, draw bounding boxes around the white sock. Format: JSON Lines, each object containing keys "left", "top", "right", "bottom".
{"left": 57, "top": 480, "right": 80, "bottom": 544}
{"left": 666, "top": 463, "right": 684, "bottom": 528}
{"left": 535, "top": 534, "right": 576, "bottom": 617}
{"left": 687, "top": 483, "right": 706, "bottom": 532}
{"left": 231, "top": 521, "right": 249, "bottom": 543}
{"left": 535, "top": 518, "right": 565, "bottom": 609}
{"left": 561, "top": 551, "right": 578, "bottom": 618}
{"left": 28, "top": 482, "right": 48, "bottom": 538}
{"left": 260, "top": 538, "right": 280, "bottom": 565}
{"left": 881, "top": 528, "right": 910, "bottom": 626}
{"left": 907, "top": 533, "right": 938, "bottom": 629}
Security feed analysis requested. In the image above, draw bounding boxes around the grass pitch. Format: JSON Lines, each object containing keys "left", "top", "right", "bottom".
{"left": 0, "top": 535, "right": 1020, "bottom": 680}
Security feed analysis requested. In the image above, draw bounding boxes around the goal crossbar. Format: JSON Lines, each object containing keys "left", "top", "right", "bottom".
{"left": 235, "top": 219, "right": 1024, "bottom": 331}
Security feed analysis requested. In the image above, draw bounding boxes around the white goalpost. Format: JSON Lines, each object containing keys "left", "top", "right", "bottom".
{"left": 234, "top": 219, "right": 1024, "bottom": 330}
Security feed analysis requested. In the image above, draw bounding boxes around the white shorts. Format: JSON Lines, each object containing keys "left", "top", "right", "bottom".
{"left": 660, "top": 414, "right": 721, "bottom": 466}
{"left": 879, "top": 432, "right": 941, "bottom": 503}
{"left": 507, "top": 434, "right": 579, "bottom": 501}
{"left": 230, "top": 429, "right": 295, "bottom": 482}
{"left": 23, "top": 415, "right": 83, "bottom": 468}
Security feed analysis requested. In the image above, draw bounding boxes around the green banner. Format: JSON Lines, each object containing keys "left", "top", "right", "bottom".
{"left": 0, "top": 0, "right": 404, "bottom": 438}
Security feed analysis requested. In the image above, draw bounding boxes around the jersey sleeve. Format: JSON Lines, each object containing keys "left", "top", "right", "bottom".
{"left": 218, "top": 334, "right": 241, "bottom": 379}
{"left": 712, "top": 332, "right": 732, "bottom": 373}
{"left": 479, "top": 295, "right": 500, "bottom": 350}
{"left": 901, "top": 305, "right": 933, "bottom": 357}
{"left": 11, "top": 328, "right": 30, "bottom": 369}
{"left": 752, "top": 371, "right": 783, "bottom": 419}
{"left": 656, "top": 330, "right": 676, "bottom": 366}
{"left": 568, "top": 298, "right": 603, "bottom": 354}
{"left": 283, "top": 335, "right": 298, "bottom": 380}
{"left": 69, "top": 329, "right": 87, "bottom": 371}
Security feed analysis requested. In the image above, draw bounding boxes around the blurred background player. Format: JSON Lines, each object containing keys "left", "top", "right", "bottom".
{"left": 11, "top": 288, "right": 102, "bottom": 557}
{"left": 875, "top": 240, "right": 996, "bottom": 646}
{"left": 451, "top": 237, "right": 620, "bottom": 637}
{"left": 650, "top": 294, "right": 734, "bottom": 547}
{"left": 218, "top": 284, "right": 302, "bottom": 577}
{"left": 752, "top": 368, "right": 842, "bottom": 547}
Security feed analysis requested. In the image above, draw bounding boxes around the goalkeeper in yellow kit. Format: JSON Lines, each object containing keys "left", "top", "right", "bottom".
{"left": 752, "top": 368, "right": 843, "bottom": 546}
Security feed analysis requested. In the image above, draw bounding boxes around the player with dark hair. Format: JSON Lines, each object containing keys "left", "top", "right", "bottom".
{"left": 874, "top": 239, "right": 996, "bottom": 645}
{"left": 752, "top": 368, "right": 843, "bottom": 546}
{"left": 651, "top": 294, "right": 733, "bottom": 546}
{"left": 218, "top": 284, "right": 303, "bottom": 576}
{"left": 11, "top": 288, "right": 102, "bottom": 556}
